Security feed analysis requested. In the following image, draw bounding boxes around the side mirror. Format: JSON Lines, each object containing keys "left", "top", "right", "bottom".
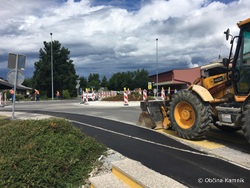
{"left": 224, "top": 28, "right": 230, "bottom": 41}
{"left": 222, "top": 58, "right": 229, "bottom": 67}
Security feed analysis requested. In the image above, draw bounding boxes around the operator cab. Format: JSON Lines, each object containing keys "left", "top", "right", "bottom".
{"left": 224, "top": 18, "right": 250, "bottom": 95}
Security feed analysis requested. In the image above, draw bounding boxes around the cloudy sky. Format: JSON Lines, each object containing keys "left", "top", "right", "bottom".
{"left": 0, "top": 0, "right": 249, "bottom": 80}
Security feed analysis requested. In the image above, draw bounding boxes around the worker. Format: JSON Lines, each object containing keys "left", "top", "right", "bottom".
{"left": 9, "top": 88, "right": 14, "bottom": 102}
{"left": 34, "top": 89, "right": 40, "bottom": 101}
{"left": 56, "top": 90, "right": 60, "bottom": 99}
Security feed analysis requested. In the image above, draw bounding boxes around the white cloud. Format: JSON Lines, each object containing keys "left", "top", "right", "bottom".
{"left": 0, "top": 0, "right": 249, "bottom": 79}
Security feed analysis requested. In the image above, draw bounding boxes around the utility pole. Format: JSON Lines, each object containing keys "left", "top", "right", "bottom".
{"left": 50, "top": 33, "right": 54, "bottom": 100}
{"left": 156, "top": 38, "right": 158, "bottom": 97}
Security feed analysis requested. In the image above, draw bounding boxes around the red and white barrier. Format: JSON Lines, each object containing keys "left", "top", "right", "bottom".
{"left": 168, "top": 87, "right": 171, "bottom": 94}
{"left": 127, "top": 89, "right": 131, "bottom": 95}
{"left": 161, "top": 88, "right": 165, "bottom": 101}
{"left": 92, "top": 92, "right": 95, "bottom": 100}
{"left": 0, "top": 92, "right": 3, "bottom": 107}
{"left": 139, "top": 89, "right": 142, "bottom": 95}
{"left": 124, "top": 91, "right": 129, "bottom": 106}
{"left": 4, "top": 93, "right": 7, "bottom": 106}
{"left": 81, "top": 91, "right": 85, "bottom": 104}
{"left": 143, "top": 89, "right": 147, "bottom": 101}
{"left": 85, "top": 92, "right": 89, "bottom": 104}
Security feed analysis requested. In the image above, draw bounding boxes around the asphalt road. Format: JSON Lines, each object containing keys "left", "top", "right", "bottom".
{"left": 1, "top": 100, "right": 250, "bottom": 187}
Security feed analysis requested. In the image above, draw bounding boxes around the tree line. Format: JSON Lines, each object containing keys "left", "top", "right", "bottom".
{"left": 23, "top": 40, "right": 152, "bottom": 98}
{"left": 78, "top": 69, "right": 151, "bottom": 92}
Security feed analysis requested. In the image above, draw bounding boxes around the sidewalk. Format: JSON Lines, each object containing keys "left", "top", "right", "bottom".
{"left": 0, "top": 111, "right": 53, "bottom": 120}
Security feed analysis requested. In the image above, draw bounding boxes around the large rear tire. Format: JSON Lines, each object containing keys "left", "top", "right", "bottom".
{"left": 242, "top": 103, "right": 250, "bottom": 144}
{"left": 169, "top": 90, "right": 213, "bottom": 140}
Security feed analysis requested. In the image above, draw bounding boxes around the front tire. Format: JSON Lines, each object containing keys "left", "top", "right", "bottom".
{"left": 169, "top": 90, "right": 213, "bottom": 140}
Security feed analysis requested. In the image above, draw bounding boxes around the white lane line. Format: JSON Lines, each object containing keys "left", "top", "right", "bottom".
{"left": 70, "top": 119, "right": 250, "bottom": 170}
{"left": 70, "top": 120, "right": 216, "bottom": 157}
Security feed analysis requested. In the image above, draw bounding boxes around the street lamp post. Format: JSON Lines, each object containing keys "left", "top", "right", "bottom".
{"left": 50, "top": 33, "right": 54, "bottom": 100}
{"left": 156, "top": 38, "right": 158, "bottom": 97}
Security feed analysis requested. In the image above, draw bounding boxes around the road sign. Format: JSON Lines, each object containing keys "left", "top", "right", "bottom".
{"left": 148, "top": 82, "right": 152, "bottom": 90}
{"left": 76, "top": 84, "right": 80, "bottom": 89}
{"left": 7, "top": 69, "right": 25, "bottom": 85}
{"left": 8, "top": 53, "right": 26, "bottom": 70}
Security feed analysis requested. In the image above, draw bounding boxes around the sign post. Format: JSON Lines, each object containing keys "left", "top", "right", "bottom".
{"left": 76, "top": 79, "right": 80, "bottom": 97}
{"left": 7, "top": 53, "right": 26, "bottom": 119}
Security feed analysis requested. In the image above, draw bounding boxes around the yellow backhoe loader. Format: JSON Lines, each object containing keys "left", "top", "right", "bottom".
{"left": 138, "top": 18, "right": 250, "bottom": 144}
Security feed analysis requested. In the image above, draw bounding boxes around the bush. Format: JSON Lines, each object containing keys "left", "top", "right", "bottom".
{"left": 15, "top": 94, "right": 24, "bottom": 101}
{"left": 0, "top": 118, "right": 106, "bottom": 187}
{"left": 63, "top": 90, "right": 71, "bottom": 99}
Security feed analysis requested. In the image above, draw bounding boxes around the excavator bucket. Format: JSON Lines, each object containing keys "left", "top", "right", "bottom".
{"left": 137, "top": 101, "right": 170, "bottom": 129}
{"left": 161, "top": 106, "right": 171, "bottom": 129}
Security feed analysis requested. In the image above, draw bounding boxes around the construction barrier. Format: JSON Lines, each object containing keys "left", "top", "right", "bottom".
{"left": 139, "top": 88, "right": 142, "bottom": 95}
{"left": 124, "top": 91, "right": 129, "bottom": 106}
{"left": 81, "top": 91, "right": 85, "bottom": 104}
{"left": 0, "top": 92, "right": 3, "bottom": 107}
{"left": 92, "top": 91, "right": 95, "bottom": 101}
{"left": 161, "top": 87, "right": 165, "bottom": 101}
{"left": 143, "top": 89, "right": 147, "bottom": 101}
{"left": 4, "top": 93, "right": 7, "bottom": 106}
{"left": 85, "top": 92, "right": 88, "bottom": 104}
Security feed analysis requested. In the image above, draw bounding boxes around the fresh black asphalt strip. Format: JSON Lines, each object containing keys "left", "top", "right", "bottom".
{"left": 15, "top": 110, "right": 250, "bottom": 188}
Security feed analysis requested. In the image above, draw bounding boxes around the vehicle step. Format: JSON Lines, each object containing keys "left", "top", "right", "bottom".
{"left": 89, "top": 173, "right": 128, "bottom": 188}
{"left": 111, "top": 158, "right": 186, "bottom": 188}
{"left": 90, "top": 158, "right": 186, "bottom": 188}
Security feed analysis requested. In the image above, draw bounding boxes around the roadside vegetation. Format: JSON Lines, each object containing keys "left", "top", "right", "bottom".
{"left": 0, "top": 117, "right": 107, "bottom": 187}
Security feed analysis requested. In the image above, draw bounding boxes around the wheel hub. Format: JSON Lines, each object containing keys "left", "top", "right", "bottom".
{"left": 181, "top": 109, "right": 191, "bottom": 121}
{"left": 174, "top": 101, "right": 195, "bottom": 129}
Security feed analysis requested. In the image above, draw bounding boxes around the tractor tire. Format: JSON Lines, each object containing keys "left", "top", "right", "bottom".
{"left": 242, "top": 103, "right": 250, "bottom": 144}
{"left": 168, "top": 90, "right": 213, "bottom": 140}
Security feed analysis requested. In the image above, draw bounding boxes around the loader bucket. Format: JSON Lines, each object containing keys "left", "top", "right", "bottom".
{"left": 137, "top": 101, "right": 169, "bottom": 129}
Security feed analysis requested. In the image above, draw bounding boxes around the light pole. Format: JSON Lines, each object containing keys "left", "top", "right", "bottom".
{"left": 156, "top": 38, "right": 158, "bottom": 97}
{"left": 50, "top": 33, "right": 54, "bottom": 100}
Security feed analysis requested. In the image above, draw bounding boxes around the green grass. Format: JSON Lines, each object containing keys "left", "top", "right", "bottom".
{"left": 0, "top": 118, "right": 107, "bottom": 187}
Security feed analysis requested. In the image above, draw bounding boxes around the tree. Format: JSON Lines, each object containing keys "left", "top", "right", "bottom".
{"left": 33, "top": 40, "right": 78, "bottom": 98}
{"left": 87, "top": 73, "right": 100, "bottom": 91}
{"left": 79, "top": 76, "right": 87, "bottom": 89}
{"left": 132, "top": 69, "right": 151, "bottom": 90}
{"left": 23, "top": 78, "right": 33, "bottom": 88}
{"left": 101, "top": 76, "right": 108, "bottom": 88}
{"left": 108, "top": 72, "right": 133, "bottom": 91}
{"left": 107, "top": 69, "right": 150, "bottom": 91}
